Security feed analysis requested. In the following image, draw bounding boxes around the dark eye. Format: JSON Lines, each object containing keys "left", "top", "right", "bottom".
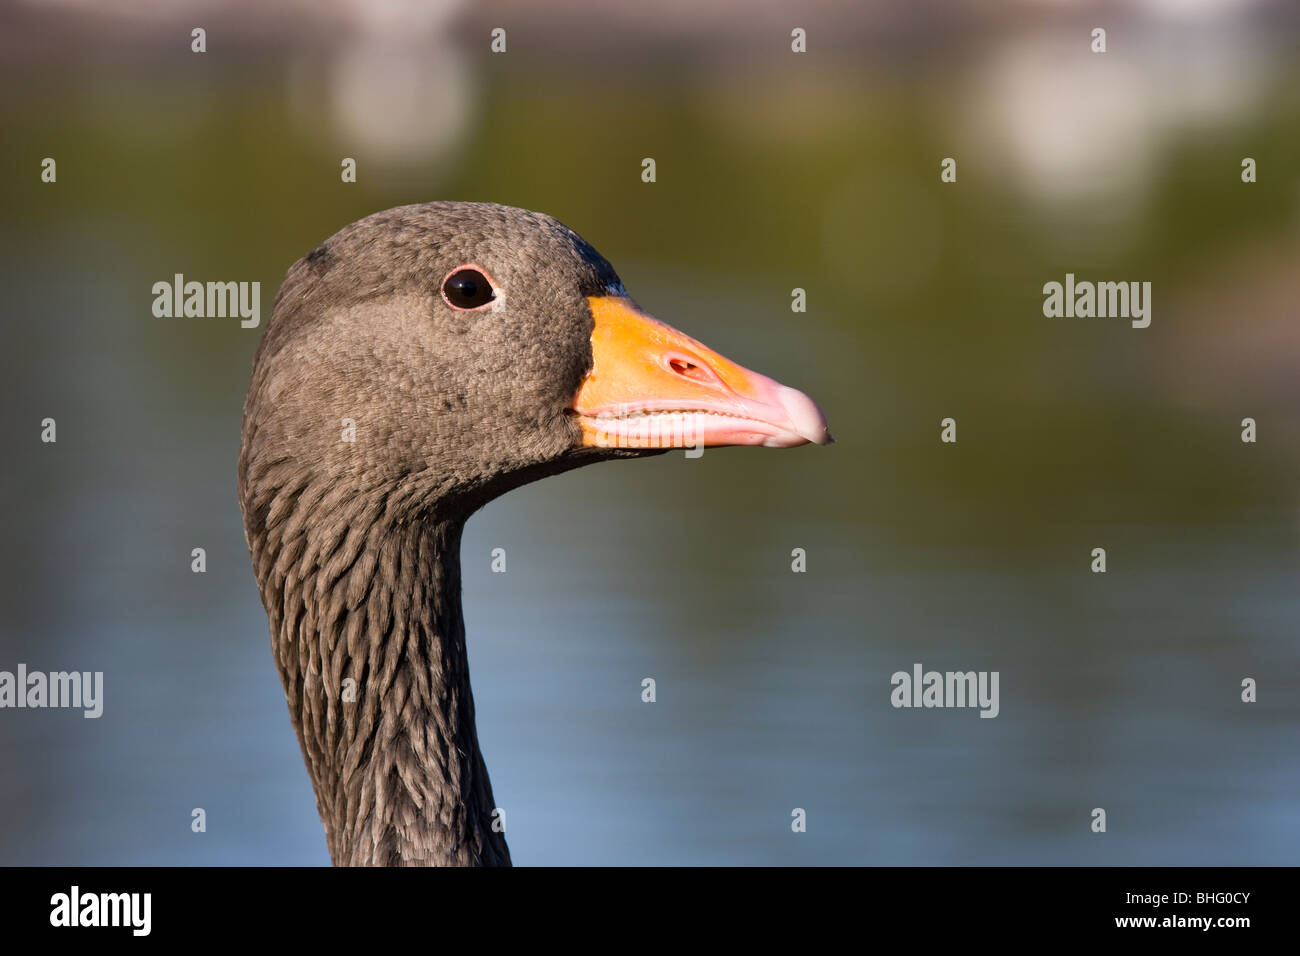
{"left": 442, "top": 268, "right": 495, "bottom": 310}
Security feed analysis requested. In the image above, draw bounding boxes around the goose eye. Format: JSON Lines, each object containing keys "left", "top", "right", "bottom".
{"left": 442, "top": 268, "right": 495, "bottom": 310}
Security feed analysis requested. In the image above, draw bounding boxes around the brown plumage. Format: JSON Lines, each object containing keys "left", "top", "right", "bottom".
{"left": 239, "top": 202, "right": 829, "bottom": 865}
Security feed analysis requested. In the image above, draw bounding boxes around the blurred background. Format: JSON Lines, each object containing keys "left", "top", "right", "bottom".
{"left": 1, "top": 0, "right": 1299, "bottom": 865}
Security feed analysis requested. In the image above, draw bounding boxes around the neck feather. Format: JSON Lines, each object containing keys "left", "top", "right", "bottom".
{"left": 250, "top": 488, "right": 510, "bottom": 866}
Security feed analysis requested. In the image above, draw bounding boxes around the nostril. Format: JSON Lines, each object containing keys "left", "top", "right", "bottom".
{"left": 668, "top": 355, "right": 716, "bottom": 385}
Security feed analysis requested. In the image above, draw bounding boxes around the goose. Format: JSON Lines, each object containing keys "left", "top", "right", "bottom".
{"left": 238, "top": 202, "right": 830, "bottom": 866}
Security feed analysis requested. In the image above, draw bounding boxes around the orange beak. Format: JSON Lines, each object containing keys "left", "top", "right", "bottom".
{"left": 571, "top": 296, "right": 831, "bottom": 450}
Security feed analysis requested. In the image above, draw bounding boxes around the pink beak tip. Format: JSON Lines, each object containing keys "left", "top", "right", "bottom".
{"left": 776, "top": 385, "right": 833, "bottom": 446}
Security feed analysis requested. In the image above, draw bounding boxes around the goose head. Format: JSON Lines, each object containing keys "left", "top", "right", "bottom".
{"left": 238, "top": 201, "right": 829, "bottom": 865}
